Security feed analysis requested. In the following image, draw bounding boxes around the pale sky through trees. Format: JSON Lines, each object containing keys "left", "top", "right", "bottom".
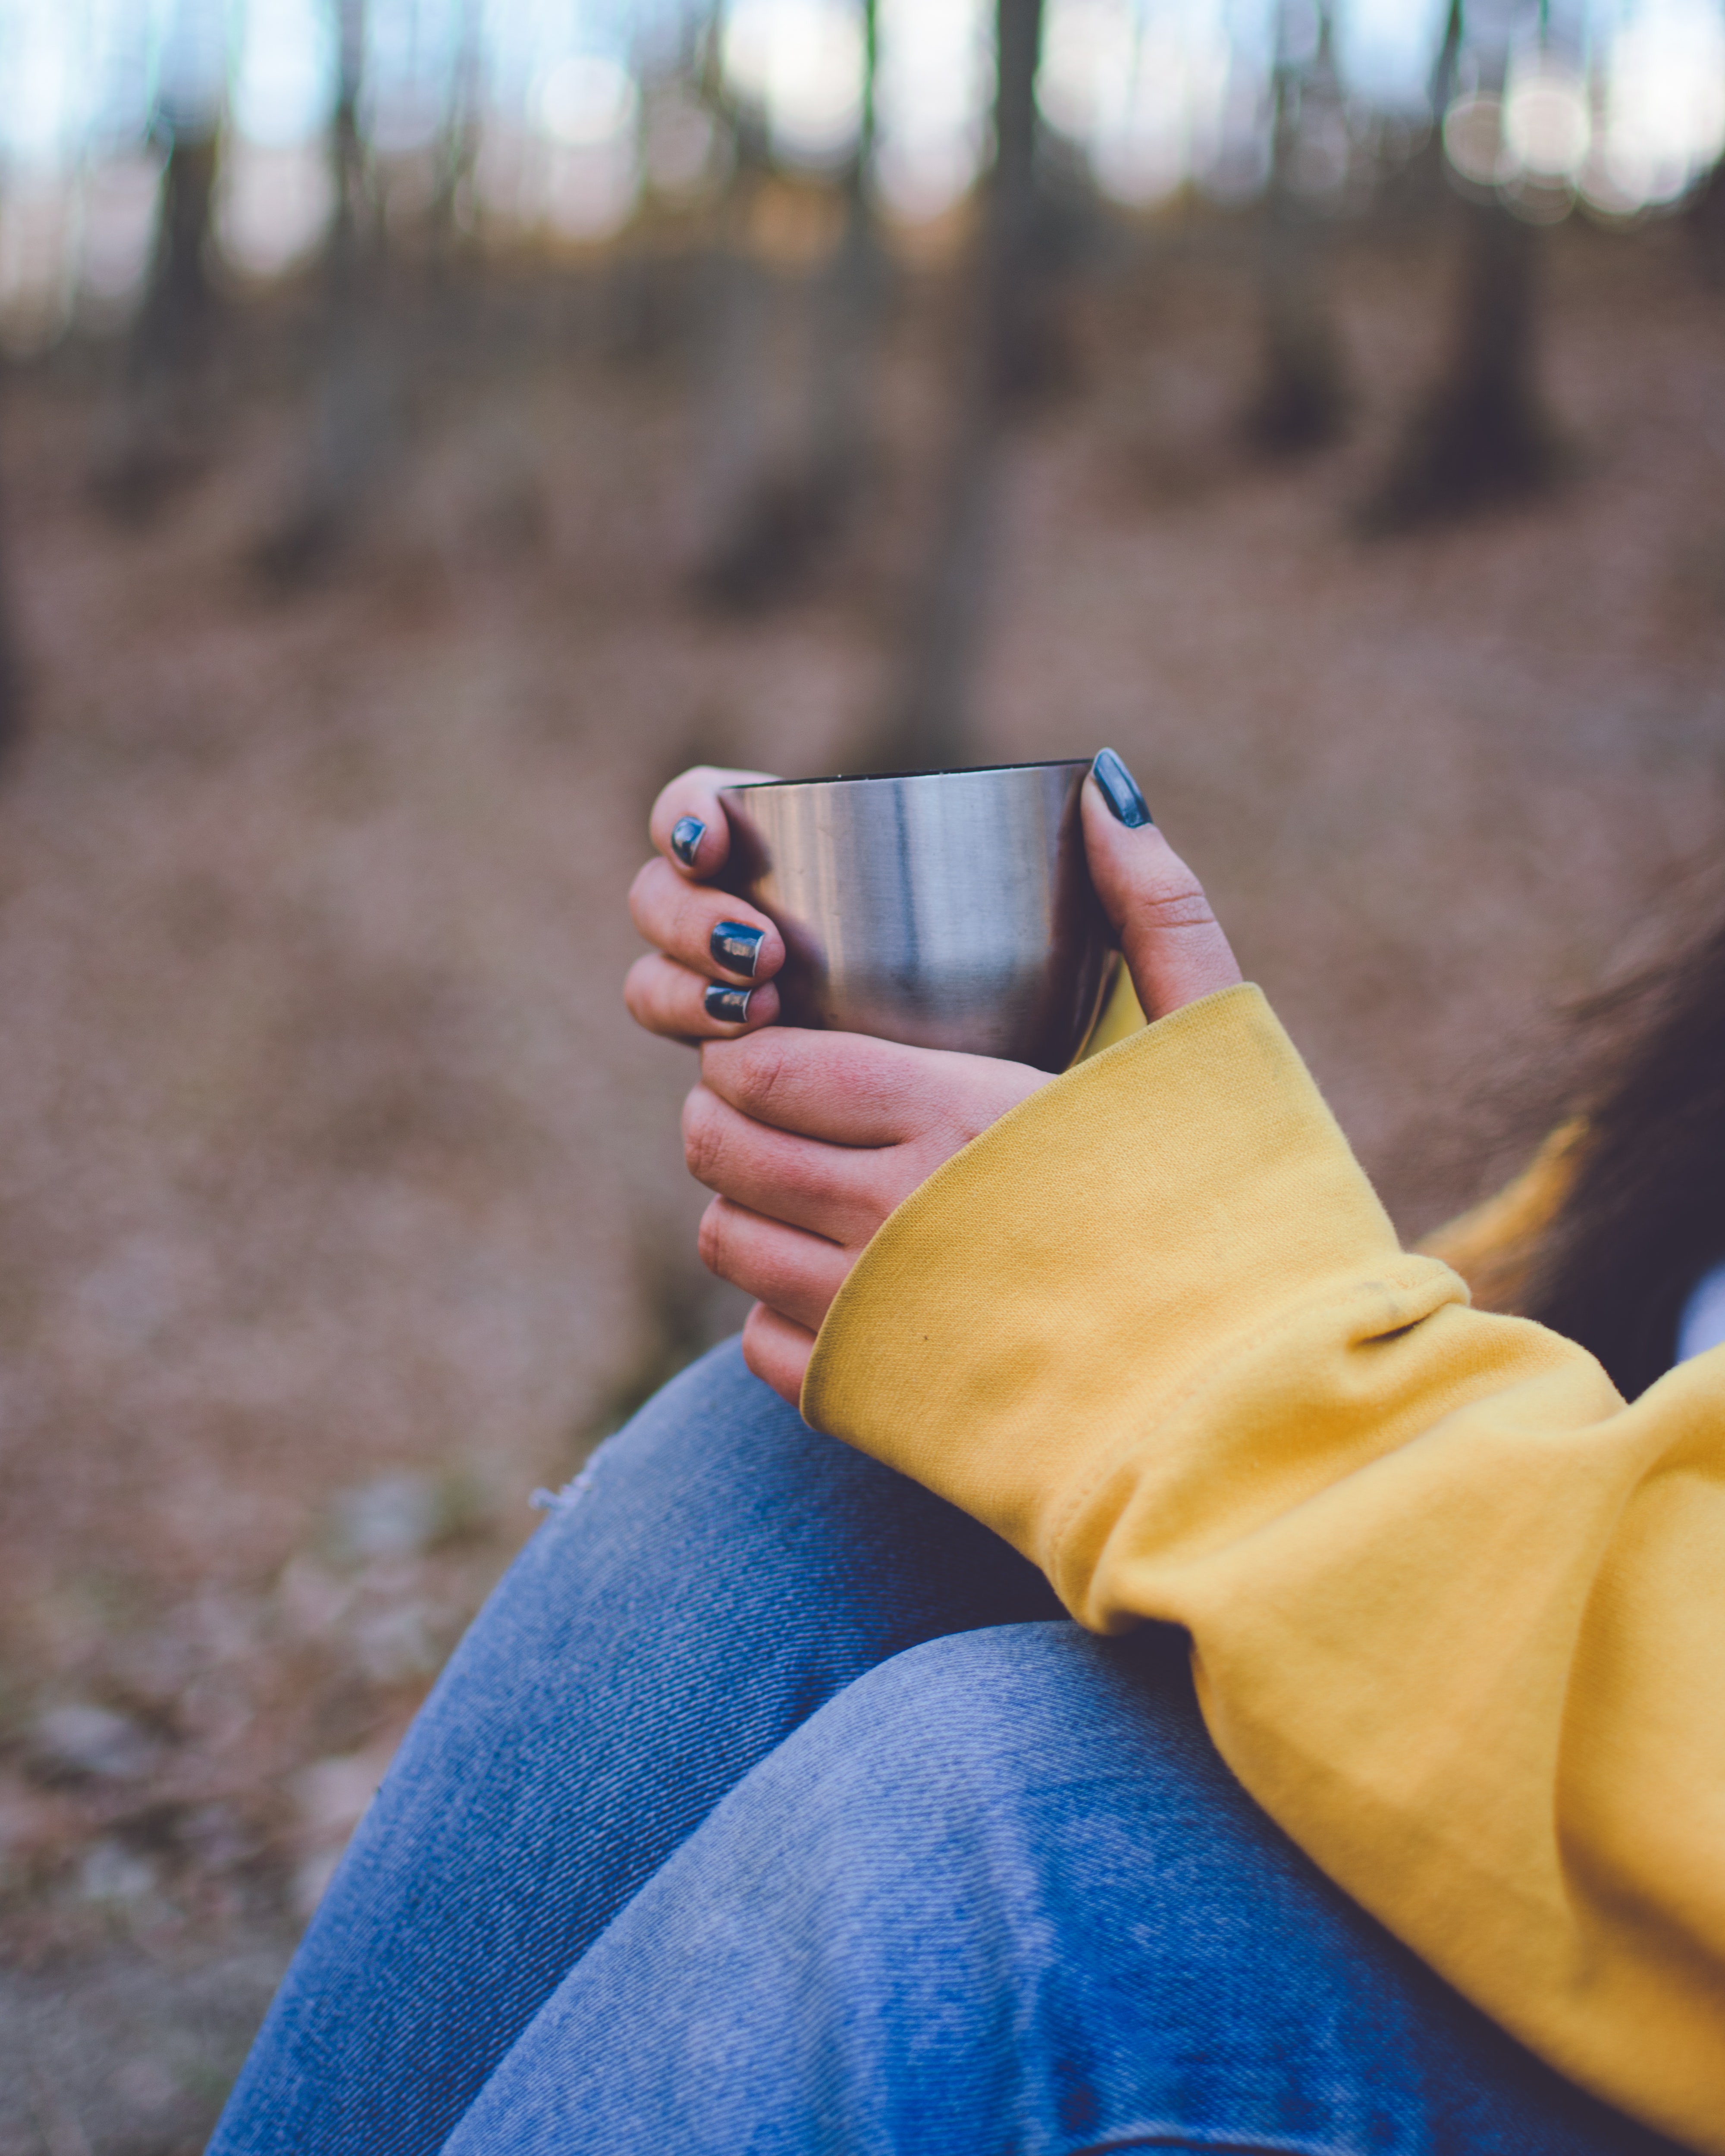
{"left": 0, "top": 0, "right": 1721, "bottom": 344}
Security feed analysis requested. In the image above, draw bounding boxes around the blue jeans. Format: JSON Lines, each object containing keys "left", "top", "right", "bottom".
{"left": 212, "top": 1341, "right": 1678, "bottom": 2156}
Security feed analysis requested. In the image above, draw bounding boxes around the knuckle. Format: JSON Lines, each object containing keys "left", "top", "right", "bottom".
{"left": 627, "top": 858, "right": 668, "bottom": 931}
{"left": 1127, "top": 862, "right": 1215, "bottom": 928}
{"left": 624, "top": 954, "right": 668, "bottom": 1025}
{"left": 681, "top": 1091, "right": 726, "bottom": 1185}
{"left": 729, "top": 1028, "right": 795, "bottom": 1120}
{"left": 696, "top": 1197, "right": 731, "bottom": 1275}
{"left": 740, "top": 1307, "right": 775, "bottom": 1384}
{"left": 1140, "top": 892, "right": 1217, "bottom": 930}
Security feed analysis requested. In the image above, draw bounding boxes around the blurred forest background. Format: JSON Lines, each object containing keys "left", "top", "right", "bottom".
{"left": 3, "top": 0, "right": 1725, "bottom": 2146}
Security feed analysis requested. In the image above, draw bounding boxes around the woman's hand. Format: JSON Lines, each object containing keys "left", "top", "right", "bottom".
{"left": 624, "top": 765, "right": 786, "bottom": 1042}
{"left": 685, "top": 1031, "right": 1052, "bottom": 1404}
{"left": 628, "top": 751, "right": 1241, "bottom": 1407}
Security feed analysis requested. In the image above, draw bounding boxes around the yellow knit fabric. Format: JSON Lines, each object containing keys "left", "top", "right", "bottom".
{"left": 804, "top": 983, "right": 1725, "bottom": 2156}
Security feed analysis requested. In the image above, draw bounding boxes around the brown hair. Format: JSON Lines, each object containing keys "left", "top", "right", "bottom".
{"left": 1524, "top": 909, "right": 1725, "bottom": 1399}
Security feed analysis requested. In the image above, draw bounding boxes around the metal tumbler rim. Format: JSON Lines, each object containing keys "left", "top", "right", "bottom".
{"left": 721, "top": 757, "right": 1091, "bottom": 795}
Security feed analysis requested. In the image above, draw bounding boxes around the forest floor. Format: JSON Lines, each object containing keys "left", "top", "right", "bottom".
{"left": 3, "top": 207, "right": 1725, "bottom": 2153}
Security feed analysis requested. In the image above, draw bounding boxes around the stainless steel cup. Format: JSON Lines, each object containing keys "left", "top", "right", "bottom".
{"left": 717, "top": 759, "right": 1117, "bottom": 1072}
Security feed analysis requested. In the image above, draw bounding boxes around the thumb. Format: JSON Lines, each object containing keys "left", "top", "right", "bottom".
{"left": 1082, "top": 750, "right": 1243, "bottom": 1021}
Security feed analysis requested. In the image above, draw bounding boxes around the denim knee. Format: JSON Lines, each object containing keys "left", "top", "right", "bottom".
{"left": 449, "top": 1619, "right": 1679, "bottom": 2156}
{"left": 791, "top": 1617, "right": 1204, "bottom": 1810}
{"left": 767, "top": 1622, "right": 1678, "bottom": 2156}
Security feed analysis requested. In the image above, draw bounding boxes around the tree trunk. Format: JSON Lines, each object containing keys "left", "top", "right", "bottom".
{"left": 1431, "top": 0, "right": 1465, "bottom": 117}
{"left": 1243, "top": 1, "right": 1349, "bottom": 455}
{"left": 872, "top": 0, "right": 1048, "bottom": 770}
{"left": 1687, "top": 154, "right": 1725, "bottom": 288}
{"left": 255, "top": 0, "right": 397, "bottom": 584}
{"left": 0, "top": 364, "right": 27, "bottom": 766}
{"left": 93, "top": 125, "right": 222, "bottom": 519}
{"left": 694, "top": 5, "right": 887, "bottom": 611}
{"left": 982, "top": 0, "right": 1058, "bottom": 402}
{"left": 801, "top": 0, "right": 885, "bottom": 531}
{"left": 428, "top": 0, "right": 482, "bottom": 292}
{"left": 1366, "top": 0, "right": 1564, "bottom": 526}
{"left": 134, "top": 128, "right": 220, "bottom": 380}
{"left": 1366, "top": 191, "right": 1561, "bottom": 529}
{"left": 687, "top": 114, "right": 783, "bottom": 607}
{"left": 1389, "top": 0, "right": 1465, "bottom": 215}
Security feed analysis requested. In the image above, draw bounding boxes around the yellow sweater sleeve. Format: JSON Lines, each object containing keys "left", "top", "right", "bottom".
{"left": 803, "top": 984, "right": 1725, "bottom": 2156}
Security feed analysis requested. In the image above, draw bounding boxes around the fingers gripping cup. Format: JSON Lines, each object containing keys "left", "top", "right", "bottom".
{"left": 717, "top": 760, "right": 1117, "bottom": 1072}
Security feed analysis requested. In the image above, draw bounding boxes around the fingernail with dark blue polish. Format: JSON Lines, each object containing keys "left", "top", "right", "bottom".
{"left": 710, "top": 921, "right": 766, "bottom": 977}
{"left": 1091, "top": 749, "right": 1153, "bottom": 829}
{"left": 671, "top": 816, "right": 706, "bottom": 868}
{"left": 704, "top": 984, "right": 753, "bottom": 1025}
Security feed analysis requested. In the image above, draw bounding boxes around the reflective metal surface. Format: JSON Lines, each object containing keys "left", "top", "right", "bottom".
{"left": 718, "top": 760, "right": 1117, "bottom": 1071}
